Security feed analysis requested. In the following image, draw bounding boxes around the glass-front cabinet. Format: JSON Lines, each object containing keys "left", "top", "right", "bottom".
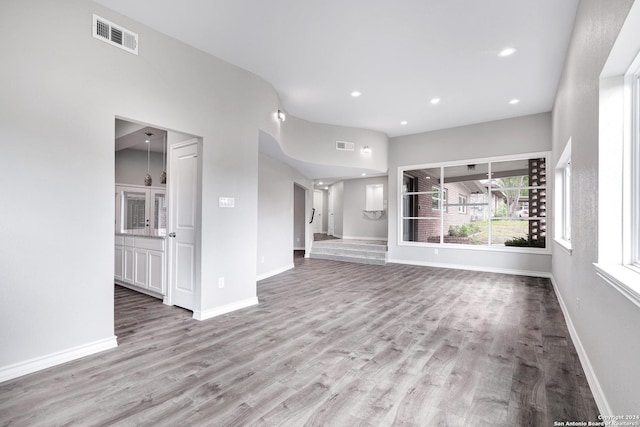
{"left": 115, "top": 184, "right": 166, "bottom": 237}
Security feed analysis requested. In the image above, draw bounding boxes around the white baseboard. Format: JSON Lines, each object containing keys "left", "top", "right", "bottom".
{"left": 0, "top": 336, "right": 118, "bottom": 384}
{"left": 193, "top": 297, "right": 259, "bottom": 321}
{"left": 256, "top": 263, "right": 295, "bottom": 282}
{"left": 294, "top": 246, "right": 305, "bottom": 250}
{"left": 549, "top": 275, "right": 611, "bottom": 417}
{"left": 387, "top": 258, "right": 552, "bottom": 278}
{"left": 341, "top": 236, "right": 388, "bottom": 241}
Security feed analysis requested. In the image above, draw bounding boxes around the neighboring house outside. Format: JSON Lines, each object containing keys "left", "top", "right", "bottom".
{"left": 402, "top": 170, "right": 473, "bottom": 243}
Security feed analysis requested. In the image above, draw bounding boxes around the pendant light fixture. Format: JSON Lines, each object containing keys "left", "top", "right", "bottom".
{"left": 144, "top": 132, "right": 153, "bottom": 186}
{"left": 160, "top": 132, "right": 167, "bottom": 184}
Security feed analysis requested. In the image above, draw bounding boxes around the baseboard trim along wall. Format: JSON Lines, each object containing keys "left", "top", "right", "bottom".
{"left": 549, "top": 276, "right": 612, "bottom": 417}
{"left": 193, "top": 297, "right": 259, "bottom": 321}
{"left": 0, "top": 336, "right": 118, "bottom": 383}
{"left": 256, "top": 263, "right": 295, "bottom": 282}
{"left": 387, "top": 258, "right": 552, "bottom": 279}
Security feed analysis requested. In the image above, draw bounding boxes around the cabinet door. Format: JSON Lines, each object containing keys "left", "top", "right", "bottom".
{"left": 114, "top": 245, "right": 124, "bottom": 282}
{"left": 147, "top": 250, "right": 165, "bottom": 294}
{"left": 121, "top": 188, "right": 150, "bottom": 235}
{"left": 150, "top": 189, "right": 167, "bottom": 237}
{"left": 134, "top": 248, "right": 148, "bottom": 289}
{"left": 123, "top": 247, "right": 135, "bottom": 284}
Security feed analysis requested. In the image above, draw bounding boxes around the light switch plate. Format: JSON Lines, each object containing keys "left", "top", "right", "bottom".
{"left": 219, "top": 197, "right": 235, "bottom": 208}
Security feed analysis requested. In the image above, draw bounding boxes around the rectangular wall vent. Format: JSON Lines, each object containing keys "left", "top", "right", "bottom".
{"left": 336, "top": 141, "right": 355, "bottom": 151}
{"left": 92, "top": 14, "right": 138, "bottom": 55}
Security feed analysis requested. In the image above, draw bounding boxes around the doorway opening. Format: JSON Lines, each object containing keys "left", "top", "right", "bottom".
{"left": 113, "top": 117, "right": 202, "bottom": 319}
{"left": 293, "top": 183, "right": 306, "bottom": 261}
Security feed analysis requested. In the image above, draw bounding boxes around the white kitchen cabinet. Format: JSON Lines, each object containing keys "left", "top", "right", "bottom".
{"left": 115, "top": 235, "right": 165, "bottom": 297}
{"left": 114, "top": 244, "right": 124, "bottom": 282}
{"left": 147, "top": 250, "right": 165, "bottom": 294}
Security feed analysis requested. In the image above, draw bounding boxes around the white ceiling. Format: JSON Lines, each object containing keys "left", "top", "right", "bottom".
{"left": 96, "top": 0, "right": 578, "bottom": 138}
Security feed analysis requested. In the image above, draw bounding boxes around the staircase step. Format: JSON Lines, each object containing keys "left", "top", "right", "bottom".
{"left": 310, "top": 246, "right": 387, "bottom": 259}
{"left": 310, "top": 239, "right": 388, "bottom": 265}
{"left": 312, "top": 240, "right": 387, "bottom": 252}
{"left": 309, "top": 253, "right": 387, "bottom": 266}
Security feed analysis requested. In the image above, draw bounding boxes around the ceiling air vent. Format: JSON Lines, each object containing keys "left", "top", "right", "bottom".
{"left": 92, "top": 14, "right": 138, "bottom": 55}
{"left": 336, "top": 141, "right": 355, "bottom": 151}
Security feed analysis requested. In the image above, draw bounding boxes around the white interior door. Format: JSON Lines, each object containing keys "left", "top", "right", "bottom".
{"left": 168, "top": 140, "right": 199, "bottom": 311}
{"left": 327, "top": 189, "right": 334, "bottom": 236}
{"left": 313, "top": 190, "right": 323, "bottom": 234}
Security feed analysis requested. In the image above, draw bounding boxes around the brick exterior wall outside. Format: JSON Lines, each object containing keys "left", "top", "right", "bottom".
{"left": 403, "top": 170, "right": 472, "bottom": 243}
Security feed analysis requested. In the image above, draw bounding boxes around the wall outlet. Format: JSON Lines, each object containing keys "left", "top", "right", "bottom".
{"left": 576, "top": 297, "right": 580, "bottom": 310}
{"left": 218, "top": 277, "right": 225, "bottom": 288}
{"left": 296, "top": 237, "right": 300, "bottom": 242}
{"left": 260, "top": 256, "right": 265, "bottom": 264}
{"left": 434, "top": 248, "right": 439, "bottom": 255}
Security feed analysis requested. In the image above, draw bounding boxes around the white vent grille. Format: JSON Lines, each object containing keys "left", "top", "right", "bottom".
{"left": 336, "top": 141, "right": 355, "bottom": 151}
{"left": 92, "top": 14, "right": 138, "bottom": 55}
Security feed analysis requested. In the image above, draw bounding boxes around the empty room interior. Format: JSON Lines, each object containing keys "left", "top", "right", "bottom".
{"left": 1, "top": 0, "right": 639, "bottom": 425}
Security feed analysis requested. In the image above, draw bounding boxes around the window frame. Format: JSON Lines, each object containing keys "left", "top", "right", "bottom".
{"left": 594, "top": 34, "right": 640, "bottom": 307}
{"left": 458, "top": 194, "right": 467, "bottom": 214}
{"left": 554, "top": 139, "right": 572, "bottom": 254}
{"left": 398, "top": 151, "right": 551, "bottom": 254}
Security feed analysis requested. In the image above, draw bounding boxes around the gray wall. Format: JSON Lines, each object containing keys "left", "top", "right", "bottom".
{"left": 342, "top": 176, "right": 388, "bottom": 240}
{"left": 115, "top": 149, "right": 166, "bottom": 187}
{"left": 388, "top": 113, "right": 552, "bottom": 275}
{"left": 551, "top": 0, "right": 638, "bottom": 414}
{"left": 293, "top": 185, "right": 306, "bottom": 250}
{"left": 0, "top": 0, "right": 283, "bottom": 371}
{"left": 280, "top": 116, "right": 388, "bottom": 174}
{"left": 257, "top": 153, "right": 311, "bottom": 279}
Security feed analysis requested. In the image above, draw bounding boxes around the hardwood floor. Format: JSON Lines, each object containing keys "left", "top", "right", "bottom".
{"left": 0, "top": 259, "right": 599, "bottom": 426}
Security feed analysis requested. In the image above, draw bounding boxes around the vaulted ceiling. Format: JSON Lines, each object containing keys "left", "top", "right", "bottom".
{"left": 95, "top": 0, "right": 578, "bottom": 137}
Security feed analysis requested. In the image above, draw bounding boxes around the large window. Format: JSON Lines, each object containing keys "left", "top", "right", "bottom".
{"left": 399, "top": 154, "right": 548, "bottom": 249}
{"left": 630, "top": 68, "right": 640, "bottom": 270}
{"left": 595, "top": 26, "right": 640, "bottom": 305}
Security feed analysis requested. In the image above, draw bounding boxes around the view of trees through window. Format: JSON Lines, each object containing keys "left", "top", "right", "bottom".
{"left": 400, "top": 156, "right": 547, "bottom": 248}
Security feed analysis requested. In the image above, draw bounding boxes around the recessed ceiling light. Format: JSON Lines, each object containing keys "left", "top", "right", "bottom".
{"left": 351, "top": 91, "right": 362, "bottom": 97}
{"left": 430, "top": 98, "right": 441, "bottom": 105}
{"left": 318, "top": 181, "right": 323, "bottom": 185}
{"left": 499, "top": 47, "right": 517, "bottom": 57}
{"left": 361, "top": 173, "right": 366, "bottom": 176}
{"left": 400, "top": 121, "right": 408, "bottom": 125}
{"left": 509, "top": 99, "right": 520, "bottom": 104}
{"left": 325, "top": 186, "right": 329, "bottom": 190}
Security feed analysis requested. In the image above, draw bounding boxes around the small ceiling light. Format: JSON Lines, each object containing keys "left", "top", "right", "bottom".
{"left": 499, "top": 47, "right": 517, "bottom": 57}
{"left": 430, "top": 98, "right": 441, "bottom": 105}
{"left": 362, "top": 145, "right": 372, "bottom": 154}
{"left": 325, "top": 186, "right": 329, "bottom": 190}
{"left": 277, "top": 109, "right": 286, "bottom": 122}
{"left": 509, "top": 99, "right": 520, "bottom": 105}
{"left": 361, "top": 173, "right": 367, "bottom": 176}
{"left": 351, "top": 91, "right": 362, "bottom": 97}
{"left": 318, "top": 181, "right": 323, "bottom": 185}
{"left": 400, "top": 121, "right": 408, "bottom": 125}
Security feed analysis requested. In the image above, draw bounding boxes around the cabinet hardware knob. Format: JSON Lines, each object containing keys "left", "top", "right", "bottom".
{"left": 169, "top": 232, "right": 176, "bottom": 238}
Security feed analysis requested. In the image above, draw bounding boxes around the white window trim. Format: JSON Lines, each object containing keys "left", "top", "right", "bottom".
{"left": 397, "top": 151, "right": 551, "bottom": 254}
{"left": 554, "top": 138, "right": 572, "bottom": 254}
{"left": 458, "top": 195, "right": 467, "bottom": 214}
{"left": 596, "top": 22, "right": 640, "bottom": 307}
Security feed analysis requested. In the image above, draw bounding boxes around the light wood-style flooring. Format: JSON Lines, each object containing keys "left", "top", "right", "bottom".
{"left": 0, "top": 258, "right": 599, "bottom": 426}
